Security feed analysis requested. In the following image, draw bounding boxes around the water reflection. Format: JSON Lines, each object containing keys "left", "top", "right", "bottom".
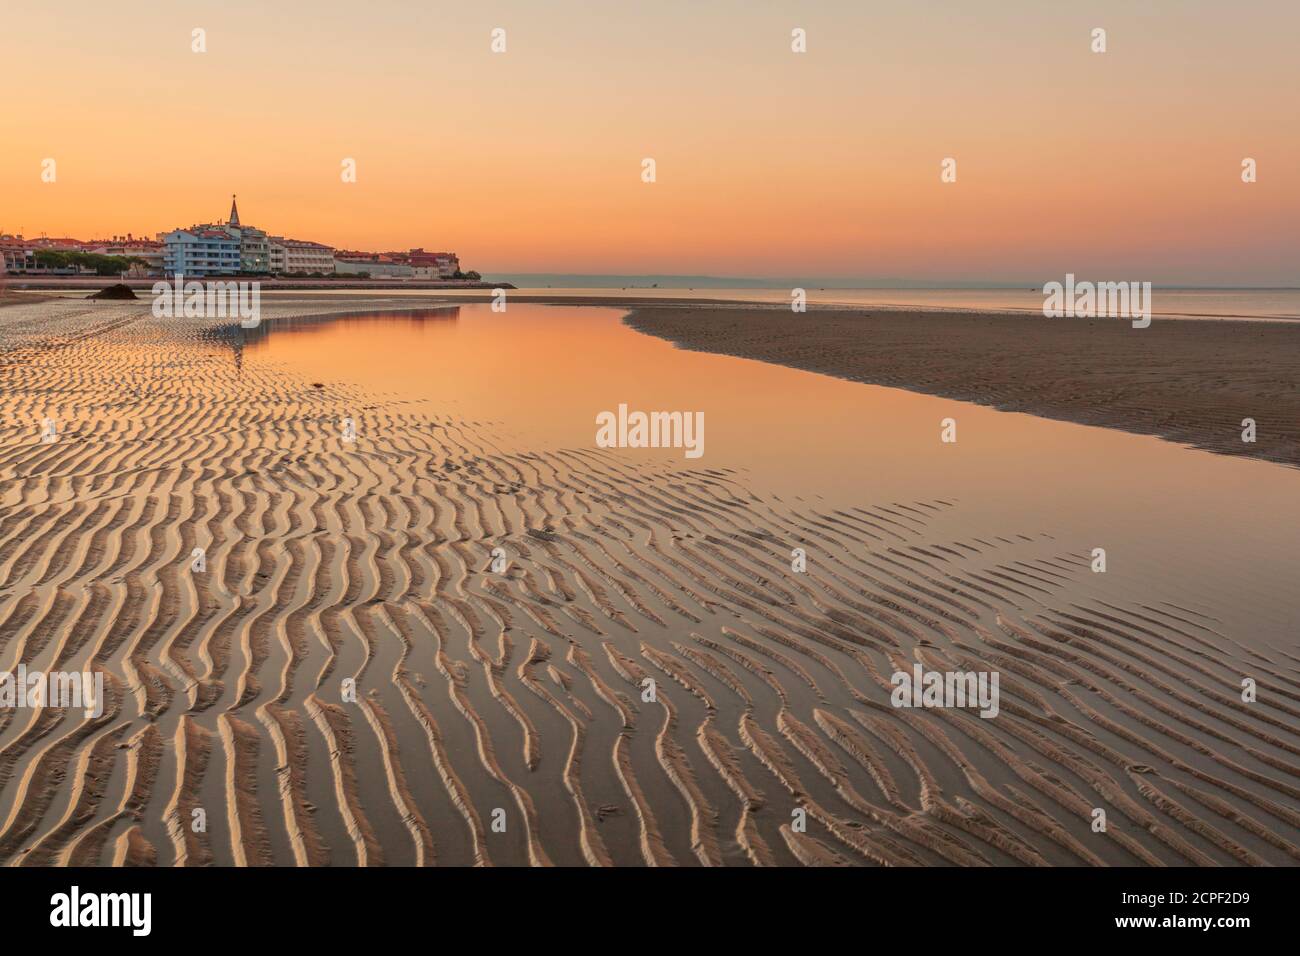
{"left": 244, "top": 303, "right": 1300, "bottom": 647}
{"left": 203, "top": 307, "right": 461, "bottom": 376}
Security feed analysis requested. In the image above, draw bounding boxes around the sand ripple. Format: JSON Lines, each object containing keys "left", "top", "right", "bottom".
{"left": 0, "top": 301, "right": 1296, "bottom": 866}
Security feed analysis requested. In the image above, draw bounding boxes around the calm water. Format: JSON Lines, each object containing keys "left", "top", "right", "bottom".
{"left": 254, "top": 287, "right": 1300, "bottom": 321}
{"left": 245, "top": 303, "right": 1300, "bottom": 647}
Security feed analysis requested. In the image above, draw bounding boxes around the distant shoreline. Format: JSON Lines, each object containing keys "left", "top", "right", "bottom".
{"left": 1, "top": 277, "right": 513, "bottom": 292}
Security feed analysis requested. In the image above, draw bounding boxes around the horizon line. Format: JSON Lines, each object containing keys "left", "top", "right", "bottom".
{"left": 481, "top": 273, "right": 1300, "bottom": 291}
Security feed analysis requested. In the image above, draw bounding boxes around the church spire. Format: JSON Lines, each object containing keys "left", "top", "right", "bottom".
{"left": 229, "top": 194, "right": 240, "bottom": 227}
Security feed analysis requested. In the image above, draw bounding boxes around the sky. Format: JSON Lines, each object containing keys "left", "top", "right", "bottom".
{"left": 3, "top": 1, "right": 1298, "bottom": 284}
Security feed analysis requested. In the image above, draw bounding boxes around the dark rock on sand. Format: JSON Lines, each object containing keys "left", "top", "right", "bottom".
{"left": 88, "top": 284, "right": 138, "bottom": 300}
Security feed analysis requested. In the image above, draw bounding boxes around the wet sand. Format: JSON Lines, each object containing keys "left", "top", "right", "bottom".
{"left": 0, "top": 295, "right": 1297, "bottom": 867}
{"left": 624, "top": 306, "right": 1300, "bottom": 468}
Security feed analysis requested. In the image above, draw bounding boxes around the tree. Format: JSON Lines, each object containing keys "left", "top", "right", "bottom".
{"left": 32, "top": 250, "right": 138, "bottom": 275}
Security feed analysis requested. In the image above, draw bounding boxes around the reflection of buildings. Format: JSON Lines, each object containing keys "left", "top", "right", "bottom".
{"left": 204, "top": 306, "right": 463, "bottom": 376}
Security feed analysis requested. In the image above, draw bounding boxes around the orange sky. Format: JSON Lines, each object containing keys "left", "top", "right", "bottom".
{"left": 3, "top": 1, "right": 1297, "bottom": 283}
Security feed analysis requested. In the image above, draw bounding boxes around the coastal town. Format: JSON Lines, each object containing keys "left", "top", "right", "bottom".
{"left": 0, "top": 195, "right": 477, "bottom": 281}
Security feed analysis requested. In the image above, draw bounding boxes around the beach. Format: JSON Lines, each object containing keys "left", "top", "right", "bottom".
{"left": 0, "top": 293, "right": 1297, "bottom": 867}
{"left": 625, "top": 306, "right": 1300, "bottom": 468}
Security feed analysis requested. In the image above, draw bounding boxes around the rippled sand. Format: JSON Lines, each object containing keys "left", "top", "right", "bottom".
{"left": 0, "top": 297, "right": 1297, "bottom": 866}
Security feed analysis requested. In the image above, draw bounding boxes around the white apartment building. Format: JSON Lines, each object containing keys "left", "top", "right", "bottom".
{"left": 333, "top": 258, "right": 414, "bottom": 278}
{"left": 238, "top": 226, "right": 271, "bottom": 273}
{"left": 161, "top": 226, "right": 242, "bottom": 275}
{"left": 89, "top": 240, "right": 165, "bottom": 276}
{"left": 408, "top": 250, "right": 459, "bottom": 278}
{"left": 269, "top": 238, "right": 336, "bottom": 274}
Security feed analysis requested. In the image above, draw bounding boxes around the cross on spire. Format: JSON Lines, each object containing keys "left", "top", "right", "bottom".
{"left": 229, "top": 194, "right": 240, "bottom": 227}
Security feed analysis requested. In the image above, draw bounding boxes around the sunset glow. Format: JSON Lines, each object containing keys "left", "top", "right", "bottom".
{"left": 3, "top": 0, "right": 1297, "bottom": 282}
